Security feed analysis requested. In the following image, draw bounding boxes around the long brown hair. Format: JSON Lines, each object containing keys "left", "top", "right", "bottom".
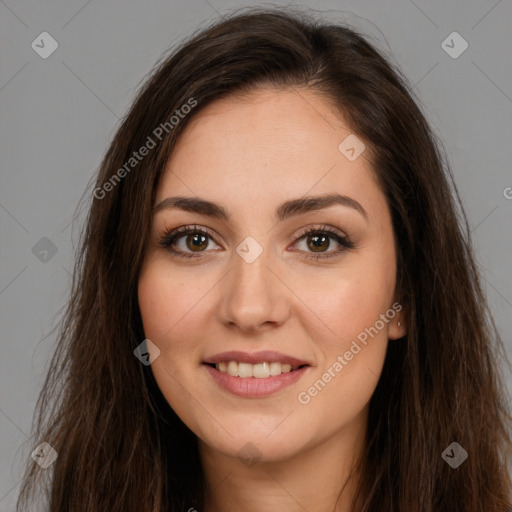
{"left": 16, "top": 7, "right": 512, "bottom": 511}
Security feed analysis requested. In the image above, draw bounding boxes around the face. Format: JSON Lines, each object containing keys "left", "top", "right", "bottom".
{"left": 138, "top": 87, "right": 405, "bottom": 463}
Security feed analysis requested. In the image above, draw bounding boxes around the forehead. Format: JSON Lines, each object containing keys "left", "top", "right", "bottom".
{"left": 156, "top": 87, "right": 385, "bottom": 222}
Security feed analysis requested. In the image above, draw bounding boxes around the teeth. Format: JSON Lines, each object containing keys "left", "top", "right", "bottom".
{"left": 269, "top": 361, "right": 281, "bottom": 376}
{"left": 214, "top": 361, "right": 300, "bottom": 378}
{"left": 253, "top": 362, "right": 270, "bottom": 378}
{"left": 238, "top": 362, "right": 253, "bottom": 378}
{"left": 227, "top": 361, "right": 238, "bottom": 377}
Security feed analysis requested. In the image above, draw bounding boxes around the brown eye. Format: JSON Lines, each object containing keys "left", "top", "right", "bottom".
{"left": 159, "top": 225, "right": 221, "bottom": 259}
{"left": 306, "top": 234, "right": 331, "bottom": 252}
{"left": 293, "top": 226, "right": 355, "bottom": 261}
{"left": 186, "top": 233, "right": 209, "bottom": 252}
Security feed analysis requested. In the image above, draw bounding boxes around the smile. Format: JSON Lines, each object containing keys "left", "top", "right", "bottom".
{"left": 202, "top": 362, "right": 310, "bottom": 397}
{"left": 209, "top": 361, "right": 305, "bottom": 378}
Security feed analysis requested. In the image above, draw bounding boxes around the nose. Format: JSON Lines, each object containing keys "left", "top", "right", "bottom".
{"left": 217, "top": 244, "right": 291, "bottom": 334}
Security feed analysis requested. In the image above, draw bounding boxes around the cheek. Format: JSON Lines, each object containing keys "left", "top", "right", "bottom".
{"left": 137, "top": 264, "right": 197, "bottom": 396}
{"left": 312, "top": 254, "right": 396, "bottom": 410}
{"left": 138, "top": 273, "right": 170, "bottom": 340}
{"left": 138, "top": 261, "right": 205, "bottom": 342}
{"left": 137, "top": 260, "right": 217, "bottom": 379}
{"left": 138, "top": 265, "right": 203, "bottom": 418}
{"left": 292, "top": 247, "right": 395, "bottom": 409}
{"left": 296, "top": 277, "right": 392, "bottom": 419}
{"left": 296, "top": 257, "right": 396, "bottom": 347}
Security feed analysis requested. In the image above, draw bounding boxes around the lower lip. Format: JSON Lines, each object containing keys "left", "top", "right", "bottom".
{"left": 203, "top": 364, "right": 309, "bottom": 397}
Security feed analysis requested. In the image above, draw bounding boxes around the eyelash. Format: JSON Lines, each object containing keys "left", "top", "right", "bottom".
{"left": 158, "top": 223, "right": 355, "bottom": 261}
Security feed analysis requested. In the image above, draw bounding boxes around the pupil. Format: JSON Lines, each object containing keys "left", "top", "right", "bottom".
{"left": 188, "top": 233, "right": 207, "bottom": 251}
{"left": 309, "top": 234, "right": 328, "bottom": 252}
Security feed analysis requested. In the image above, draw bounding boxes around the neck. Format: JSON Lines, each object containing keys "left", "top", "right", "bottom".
{"left": 199, "top": 412, "right": 367, "bottom": 512}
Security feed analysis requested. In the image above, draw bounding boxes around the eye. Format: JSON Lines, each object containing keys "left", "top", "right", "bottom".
{"left": 158, "top": 224, "right": 221, "bottom": 259}
{"left": 292, "top": 225, "right": 355, "bottom": 260}
{"left": 158, "top": 223, "right": 355, "bottom": 260}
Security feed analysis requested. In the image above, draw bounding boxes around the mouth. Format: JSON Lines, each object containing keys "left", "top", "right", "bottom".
{"left": 201, "top": 351, "right": 312, "bottom": 397}
{"left": 202, "top": 361, "right": 309, "bottom": 378}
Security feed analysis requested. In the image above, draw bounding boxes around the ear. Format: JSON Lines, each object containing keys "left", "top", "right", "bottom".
{"left": 388, "top": 304, "right": 406, "bottom": 340}
{"left": 388, "top": 317, "right": 406, "bottom": 340}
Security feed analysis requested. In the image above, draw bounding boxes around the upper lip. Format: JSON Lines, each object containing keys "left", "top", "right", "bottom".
{"left": 203, "top": 350, "right": 311, "bottom": 366}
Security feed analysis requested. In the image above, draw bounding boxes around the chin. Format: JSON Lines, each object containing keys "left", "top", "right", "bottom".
{"left": 196, "top": 421, "right": 313, "bottom": 465}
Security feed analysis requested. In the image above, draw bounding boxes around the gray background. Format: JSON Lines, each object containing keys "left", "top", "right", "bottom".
{"left": 1, "top": 0, "right": 511, "bottom": 508}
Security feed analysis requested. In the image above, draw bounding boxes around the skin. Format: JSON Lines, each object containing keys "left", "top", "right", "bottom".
{"left": 138, "top": 87, "right": 406, "bottom": 511}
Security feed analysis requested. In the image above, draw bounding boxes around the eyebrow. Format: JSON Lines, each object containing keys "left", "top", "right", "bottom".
{"left": 153, "top": 193, "right": 368, "bottom": 222}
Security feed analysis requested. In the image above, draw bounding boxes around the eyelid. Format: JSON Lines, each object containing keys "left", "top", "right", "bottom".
{"left": 158, "top": 224, "right": 221, "bottom": 254}
{"left": 290, "top": 224, "right": 355, "bottom": 260}
{"left": 292, "top": 223, "right": 348, "bottom": 241}
{"left": 158, "top": 223, "right": 355, "bottom": 260}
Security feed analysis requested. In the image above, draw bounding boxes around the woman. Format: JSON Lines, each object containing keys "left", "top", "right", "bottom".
{"left": 16, "top": 7, "right": 512, "bottom": 512}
